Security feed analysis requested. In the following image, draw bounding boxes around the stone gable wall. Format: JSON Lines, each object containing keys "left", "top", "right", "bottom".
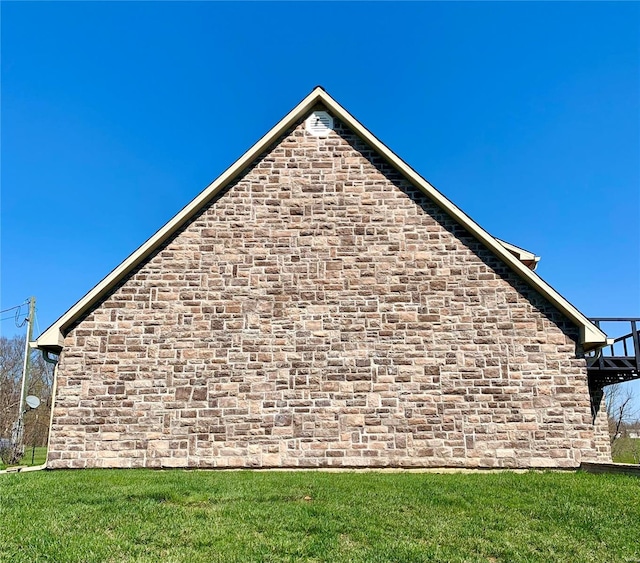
{"left": 47, "top": 115, "right": 611, "bottom": 469}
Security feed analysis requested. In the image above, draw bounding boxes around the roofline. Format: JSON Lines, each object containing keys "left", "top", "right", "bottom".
{"left": 496, "top": 239, "right": 541, "bottom": 271}
{"left": 35, "top": 87, "right": 607, "bottom": 352}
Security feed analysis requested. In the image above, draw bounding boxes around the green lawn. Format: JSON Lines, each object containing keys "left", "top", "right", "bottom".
{"left": 0, "top": 470, "right": 638, "bottom": 562}
{"left": 612, "top": 438, "right": 640, "bottom": 464}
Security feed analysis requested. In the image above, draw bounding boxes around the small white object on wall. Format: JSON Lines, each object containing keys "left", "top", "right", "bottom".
{"left": 305, "top": 111, "right": 334, "bottom": 137}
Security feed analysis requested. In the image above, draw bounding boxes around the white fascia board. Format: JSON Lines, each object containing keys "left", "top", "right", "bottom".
{"left": 35, "top": 87, "right": 607, "bottom": 351}
{"left": 496, "top": 239, "right": 541, "bottom": 269}
{"left": 34, "top": 330, "right": 65, "bottom": 350}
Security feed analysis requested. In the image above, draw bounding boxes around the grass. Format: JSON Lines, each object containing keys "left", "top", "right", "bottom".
{"left": 0, "top": 446, "right": 47, "bottom": 471}
{"left": 0, "top": 470, "right": 638, "bottom": 562}
{"left": 612, "top": 438, "right": 640, "bottom": 464}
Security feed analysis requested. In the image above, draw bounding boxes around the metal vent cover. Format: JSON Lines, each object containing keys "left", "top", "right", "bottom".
{"left": 305, "top": 111, "right": 334, "bottom": 137}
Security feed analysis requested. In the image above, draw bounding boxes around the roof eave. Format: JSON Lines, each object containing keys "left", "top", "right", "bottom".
{"left": 496, "top": 239, "right": 541, "bottom": 271}
{"left": 34, "top": 328, "right": 64, "bottom": 353}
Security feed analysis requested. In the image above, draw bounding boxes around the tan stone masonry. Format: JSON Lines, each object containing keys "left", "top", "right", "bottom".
{"left": 47, "top": 115, "right": 611, "bottom": 469}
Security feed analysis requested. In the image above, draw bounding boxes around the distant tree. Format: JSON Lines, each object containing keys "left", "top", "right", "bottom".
{"left": 0, "top": 335, "right": 53, "bottom": 464}
{"left": 23, "top": 349, "right": 54, "bottom": 447}
{"left": 0, "top": 335, "right": 24, "bottom": 439}
{"left": 605, "top": 383, "right": 639, "bottom": 445}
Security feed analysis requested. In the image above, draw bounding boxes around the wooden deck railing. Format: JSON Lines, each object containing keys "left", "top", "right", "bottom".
{"left": 587, "top": 318, "right": 640, "bottom": 388}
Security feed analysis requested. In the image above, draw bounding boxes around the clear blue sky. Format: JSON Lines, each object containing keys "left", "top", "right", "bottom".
{"left": 2, "top": 2, "right": 639, "bottom": 345}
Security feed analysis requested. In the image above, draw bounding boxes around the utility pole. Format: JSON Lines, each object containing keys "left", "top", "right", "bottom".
{"left": 18, "top": 297, "right": 36, "bottom": 420}
{"left": 9, "top": 296, "right": 35, "bottom": 464}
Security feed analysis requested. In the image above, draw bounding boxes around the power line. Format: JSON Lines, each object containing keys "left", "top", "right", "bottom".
{"left": 15, "top": 308, "right": 28, "bottom": 328}
{"left": 0, "top": 300, "right": 31, "bottom": 329}
{"left": 0, "top": 312, "right": 29, "bottom": 325}
{"left": 0, "top": 300, "right": 28, "bottom": 314}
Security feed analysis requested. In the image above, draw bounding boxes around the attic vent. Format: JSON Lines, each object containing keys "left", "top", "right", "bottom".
{"left": 305, "top": 111, "right": 334, "bottom": 137}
